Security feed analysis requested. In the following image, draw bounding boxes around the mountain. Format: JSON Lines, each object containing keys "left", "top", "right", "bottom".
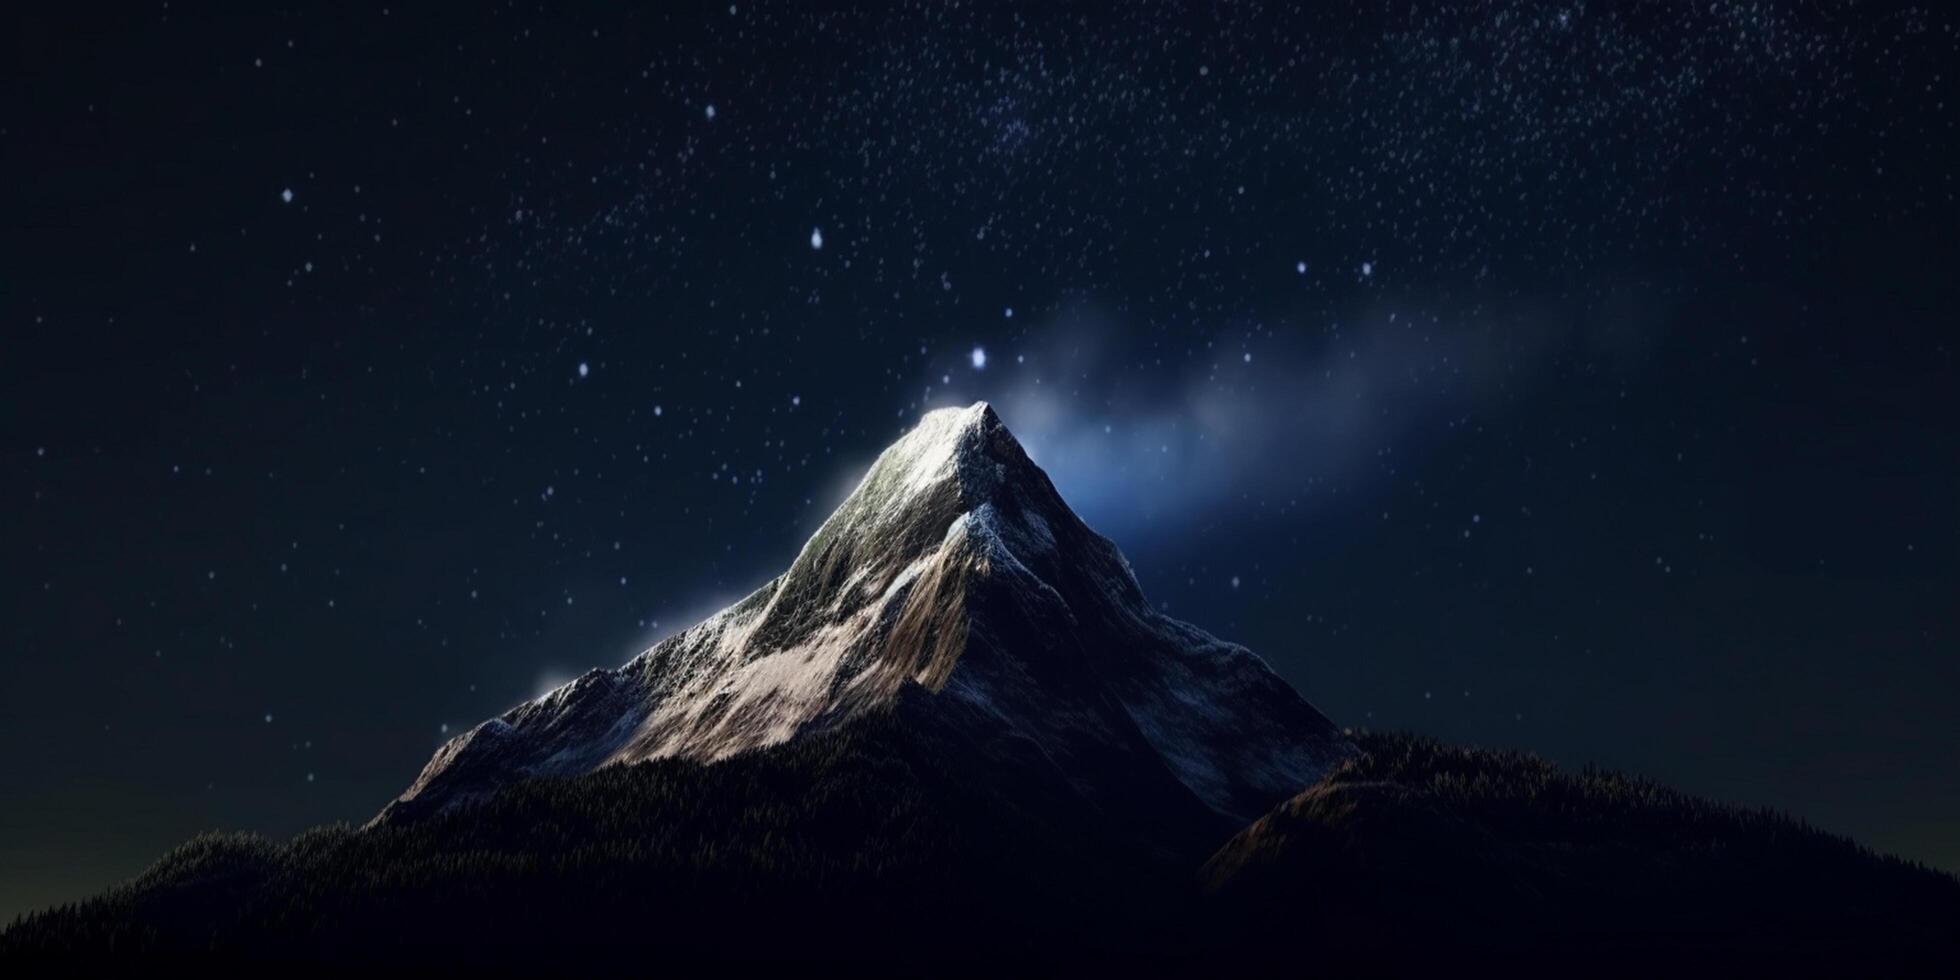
{"left": 382, "top": 402, "right": 1354, "bottom": 848}
{"left": 5, "top": 405, "right": 1956, "bottom": 972}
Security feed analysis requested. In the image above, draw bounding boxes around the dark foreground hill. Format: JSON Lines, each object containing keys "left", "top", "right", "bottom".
{"left": 6, "top": 728, "right": 1955, "bottom": 974}
{"left": 1202, "top": 732, "right": 1960, "bottom": 973}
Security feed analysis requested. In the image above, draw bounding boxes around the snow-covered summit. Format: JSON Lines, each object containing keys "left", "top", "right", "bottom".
{"left": 381, "top": 403, "right": 1352, "bottom": 832}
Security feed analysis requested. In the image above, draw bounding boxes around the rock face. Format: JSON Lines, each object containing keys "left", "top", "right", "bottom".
{"left": 381, "top": 402, "right": 1352, "bottom": 838}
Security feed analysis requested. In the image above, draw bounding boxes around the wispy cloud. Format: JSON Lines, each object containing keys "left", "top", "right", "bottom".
{"left": 915, "top": 288, "right": 1652, "bottom": 539}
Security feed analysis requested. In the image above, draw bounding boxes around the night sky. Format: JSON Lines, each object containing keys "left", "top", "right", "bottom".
{"left": 5, "top": 2, "right": 1956, "bottom": 921}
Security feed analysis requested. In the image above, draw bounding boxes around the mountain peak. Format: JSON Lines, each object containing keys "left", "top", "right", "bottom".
{"left": 382, "top": 404, "right": 1352, "bottom": 832}
{"left": 909, "top": 399, "right": 1000, "bottom": 442}
{"left": 855, "top": 401, "right": 1018, "bottom": 513}
{"left": 715, "top": 400, "right": 1078, "bottom": 682}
